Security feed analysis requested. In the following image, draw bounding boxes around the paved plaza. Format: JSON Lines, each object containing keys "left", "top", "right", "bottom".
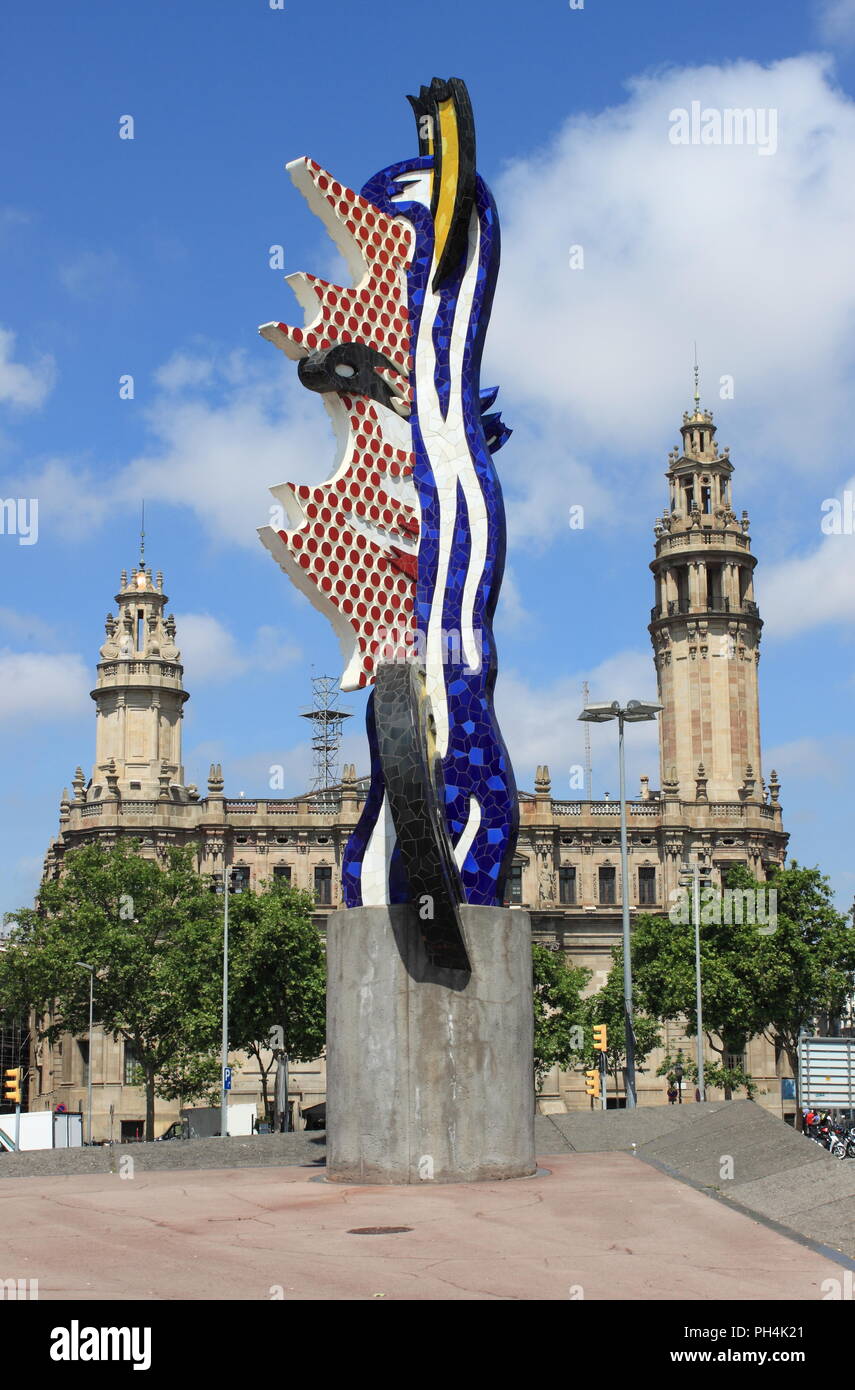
{"left": 0, "top": 1149, "right": 847, "bottom": 1302}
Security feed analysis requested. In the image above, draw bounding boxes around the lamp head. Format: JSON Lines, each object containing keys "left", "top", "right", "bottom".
{"left": 578, "top": 701, "right": 620, "bottom": 723}
{"left": 623, "top": 699, "right": 663, "bottom": 723}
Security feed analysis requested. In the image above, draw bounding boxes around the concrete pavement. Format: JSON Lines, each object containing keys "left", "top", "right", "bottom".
{"left": 0, "top": 1152, "right": 847, "bottom": 1301}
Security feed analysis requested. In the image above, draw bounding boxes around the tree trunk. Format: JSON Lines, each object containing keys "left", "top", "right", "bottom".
{"left": 259, "top": 1062, "right": 270, "bottom": 1123}
{"left": 145, "top": 1069, "right": 156, "bottom": 1142}
{"left": 248, "top": 1045, "right": 272, "bottom": 1124}
{"left": 708, "top": 1035, "right": 731, "bottom": 1099}
{"left": 787, "top": 1041, "right": 802, "bottom": 1130}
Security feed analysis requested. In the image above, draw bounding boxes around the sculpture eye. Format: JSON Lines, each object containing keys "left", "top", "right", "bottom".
{"left": 334, "top": 362, "right": 356, "bottom": 378}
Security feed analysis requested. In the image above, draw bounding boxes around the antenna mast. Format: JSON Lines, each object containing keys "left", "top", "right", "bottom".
{"left": 300, "top": 675, "right": 352, "bottom": 803}
{"left": 582, "top": 679, "right": 593, "bottom": 801}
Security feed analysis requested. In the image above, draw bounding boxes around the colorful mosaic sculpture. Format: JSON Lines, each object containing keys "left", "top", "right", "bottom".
{"left": 259, "top": 78, "right": 518, "bottom": 961}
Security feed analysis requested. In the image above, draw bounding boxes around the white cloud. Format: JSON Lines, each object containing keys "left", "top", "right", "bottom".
{"left": 764, "top": 735, "right": 855, "bottom": 782}
{"left": 154, "top": 348, "right": 253, "bottom": 393}
{"left": 0, "top": 349, "right": 332, "bottom": 557}
{"left": 487, "top": 55, "right": 855, "bottom": 540}
{"left": 494, "top": 563, "right": 532, "bottom": 632}
{"left": 24, "top": 55, "right": 855, "bottom": 566}
{"left": 0, "top": 207, "right": 32, "bottom": 244}
{"left": 817, "top": 0, "right": 855, "bottom": 46}
{"left": 251, "top": 625, "right": 302, "bottom": 672}
{"left": 112, "top": 356, "right": 330, "bottom": 552}
{"left": 758, "top": 475, "right": 855, "bottom": 635}
{"left": 503, "top": 446, "right": 612, "bottom": 550}
{"left": 174, "top": 614, "right": 247, "bottom": 682}
{"left": 0, "top": 326, "right": 55, "bottom": 411}
{"left": 175, "top": 613, "right": 302, "bottom": 683}
{"left": 59, "top": 249, "right": 129, "bottom": 301}
{"left": 154, "top": 353, "right": 215, "bottom": 393}
{"left": 0, "top": 650, "right": 89, "bottom": 723}
{"left": 495, "top": 648, "right": 660, "bottom": 794}
{"left": 0, "top": 609, "right": 60, "bottom": 647}
{"left": 185, "top": 728, "right": 367, "bottom": 798}
{"left": 0, "top": 458, "right": 110, "bottom": 535}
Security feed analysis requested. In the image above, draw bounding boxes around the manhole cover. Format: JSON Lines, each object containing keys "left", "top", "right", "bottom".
{"left": 347, "top": 1226, "right": 413, "bottom": 1236}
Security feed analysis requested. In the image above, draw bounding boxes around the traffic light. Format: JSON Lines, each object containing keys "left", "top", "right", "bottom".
{"left": 584, "top": 1068, "right": 600, "bottom": 1099}
{"left": 592, "top": 1023, "right": 608, "bottom": 1053}
{"left": 3, "top": 1068, "right": 22, "bottom": 1104}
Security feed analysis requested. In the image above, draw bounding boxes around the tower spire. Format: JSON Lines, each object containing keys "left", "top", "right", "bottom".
{"left": 139, "top": 500, "right": 145, "bottom": 571}
{"left": 90, "top": 559, "right": 188, "bottom": 801}
{"left": 649, "top": 387, "right": 763, "bottom": 802}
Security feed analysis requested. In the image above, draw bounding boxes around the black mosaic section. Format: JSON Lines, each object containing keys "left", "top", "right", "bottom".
{"left": 374, "top": 661, "right": 470, "bottom": 972}
{"left": 407, "top": 76, "right": 477, "bottom": 292}
{"left": 297, "top": 341, "right": 405, "bottom": 412}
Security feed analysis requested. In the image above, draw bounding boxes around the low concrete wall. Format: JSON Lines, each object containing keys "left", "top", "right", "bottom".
{"left": 325, "top": 904, "right": 536, "bottom": 1184}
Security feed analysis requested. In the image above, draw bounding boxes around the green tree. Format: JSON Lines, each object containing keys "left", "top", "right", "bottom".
{"left": 632, "top": 862, "right": 855, "bottom": 1117}
{"left": 0, "top": 841, "right": 223, "bottom": 1140}
{"left": 581, "top": 945, "right": 661, "bottom": 1100}
{"left": 754, "top": 861, "right": 855, "bottom": 1124}
{"left": 632, "top": 875, "right": 768, "bottom": 1098}
{"left": 657, "top": 1049, "right": 756, "bottom": 1101}
{"left": 531, "top": 944, "right": 589, "bottom": 1086}
{"left": 228, "top": 876, "right": 326, "bottom": 1124}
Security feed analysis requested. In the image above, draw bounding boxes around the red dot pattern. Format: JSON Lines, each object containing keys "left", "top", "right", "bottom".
{"left": 269, "top": 158, "right": 414, "bottom": 393}
{"left": 279, "top": 394, "right": 418, "bottom": 688}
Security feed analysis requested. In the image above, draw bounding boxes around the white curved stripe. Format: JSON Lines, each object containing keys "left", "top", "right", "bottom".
{"left": 453, "top": 796, "right": 482, "bottom": 871}
{"left": 414, "top": 273, "right": 454, "bottom": 755}
{"left": 453, "top": 218, "right": 488, "bottom": 675}
{"left": 360, "top": 793, "right": 396, "bottom": 907}
{"left": 416, "top": 209, "right": 487, "bottom": 750}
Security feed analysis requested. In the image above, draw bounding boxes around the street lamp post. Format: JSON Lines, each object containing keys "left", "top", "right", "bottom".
{"left": 221, "top": 864, "right": 230, "bottom": 1140}
{"left": 212, "top": 862, "right": 237, "bottom": 1139}
{"left": 678, "top": 860, "right": 706, "bottom": 1103}
{"left": 578, "top": 699, "right": 662, "bottom": 1110}
{"left": 215, "top": 861, "right": 248, "bottom": 1138}
{"left": 75, "top": 962, "right": 94, "bottom": 1144}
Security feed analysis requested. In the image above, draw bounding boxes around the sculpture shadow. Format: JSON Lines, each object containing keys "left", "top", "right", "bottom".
{"left": 390, "top": 903, "right": 472, "bottom": 990}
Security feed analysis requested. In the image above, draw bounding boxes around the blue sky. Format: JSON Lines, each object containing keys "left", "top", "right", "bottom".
{"left": 3, "top": 0, "right": 855, "bottom": 917}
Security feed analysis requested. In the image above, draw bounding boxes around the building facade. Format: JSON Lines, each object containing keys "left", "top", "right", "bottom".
{"left": 33, "top": 399, "right": 791, "bottom": 1137}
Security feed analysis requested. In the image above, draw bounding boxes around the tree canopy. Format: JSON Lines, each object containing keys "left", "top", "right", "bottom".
{"left": 632, "top": 861, "right": 855, "bottom": 1113}
{"left": 1, "top": 841, "right": 224, "bottom": 1138}
{"left": 581, "top": 945, "right": 661, "bottom": 1091}
{"left": 1, "top": 842, "right": 326, "bottom": 1140}
{"left": 228, "top": 875, "right": 326, "bottom": 1122}
{"left": 531, "top": 943, "right": 589, "bottom": 1084}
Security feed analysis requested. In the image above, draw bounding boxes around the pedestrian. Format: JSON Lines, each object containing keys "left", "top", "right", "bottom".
{"left": 667, "top": 1085, "right": 678, "bottom": 1105}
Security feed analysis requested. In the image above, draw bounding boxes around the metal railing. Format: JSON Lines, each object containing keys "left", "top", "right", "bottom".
{"left": 650, "top": 597, "right": 760, "bottom": 621}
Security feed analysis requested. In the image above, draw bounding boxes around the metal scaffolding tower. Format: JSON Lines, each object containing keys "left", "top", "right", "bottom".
{"left": 300, "top": 675, "right": 352, "bottom": 801}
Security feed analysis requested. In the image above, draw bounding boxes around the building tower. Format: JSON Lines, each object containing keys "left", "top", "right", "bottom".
{"left": 89, "top": 558, "right": 190, "bottom": 802}
{"left": 649, "top": 396, "right": 763, "bottom": 803}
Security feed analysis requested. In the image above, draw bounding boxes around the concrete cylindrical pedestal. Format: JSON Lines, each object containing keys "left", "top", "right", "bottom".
{"left": 325, "top": 904, "right": 535, "bottom": 1183}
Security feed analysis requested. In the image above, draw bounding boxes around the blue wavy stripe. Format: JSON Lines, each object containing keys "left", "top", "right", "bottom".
{"left": 341, "top": 158, "right": 517, "bottom": 908}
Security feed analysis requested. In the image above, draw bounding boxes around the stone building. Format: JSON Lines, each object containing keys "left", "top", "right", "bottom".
{"left": 31, "top": 397, "right": 790, "bottom": 1137}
